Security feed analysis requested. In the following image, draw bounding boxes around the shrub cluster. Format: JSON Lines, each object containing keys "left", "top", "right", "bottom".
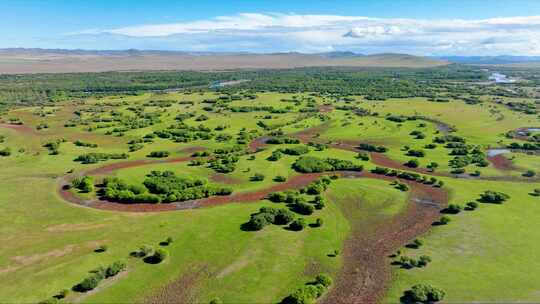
{"left": 71, "top": 176, "right": 94, "bottom": 193}
{"left": 244, "top": 207, "right": 296, "bottom": 231}
{"left": 279, "top": 145, "right": 310, "bottom": 156}
{"left": 397, "top": 255, "right": 432, "bottom": 268}
{"left": 402, "top": 284, "right": 445, "bottom": 303}
{"left": 74, "top": 140, "right": 98, "bottom": 148}
{"left": 43, "top": 139, "right": 65, "bottom": 155}
{"left": 281, "top": 274, "right": 333, "bottom": 304}
{"left": 147, "top": 151, "right": 169, "bottom": 158}
{"left": 266, "top": 137, "right": 300, "bottom": 144}
{"left": 75, "top": 261, "right": 126, "bottom": 292}
{"left": 371, "top": 167, "right": 443, "bottom": 187}
{"left": 358, "top": 143, "right": 388, "bottom": 153}
{"left": 479, "top": 191, "right": 510, "bottom": 204}
{"left": 102, "top": 171, "right": 231, "bottom": 204}
{"left": 293, "top": 156, "right": 362, "bottom": 173}
{"left": 74, "top": 152, "right": 128, "bottom": 164}
{"left": 508, "top": 142, "right": 540, "bottom": 150}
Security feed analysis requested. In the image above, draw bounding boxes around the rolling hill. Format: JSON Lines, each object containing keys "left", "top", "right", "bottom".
{"left": 0, "top": 49, "right": 448, "bottom": 74}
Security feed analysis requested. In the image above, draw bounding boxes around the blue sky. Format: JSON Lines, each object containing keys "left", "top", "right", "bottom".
{"left": 3, "top": 0, "right": 540, "bottom": 55}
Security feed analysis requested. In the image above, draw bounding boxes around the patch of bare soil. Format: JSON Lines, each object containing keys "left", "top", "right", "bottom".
{"left": 179, "top": 146, "right": 206, "bottom": 154}
{"left": 0, "top": 123, "right": 37, "bottom": 135}
{"left": 210, "top": 173, "right": 242, "bottom": 185}
{"left": 370, "top": 152, "right": 434, "bottom": 175}
{"left": 248, "top": 136, "right": 270, "bottom": 152}
{"left": 319, "top": 105, "right": 334, "bottom": 113}
{"left": 193, "top": 173, "right": 324, "bottom": 207}
{"left": 45, "top": 222, "right": 109, "bottom": 232}
{"left": 291, "top": 122, "right": 331, "bottom": 143}
{"left": 487, "top": 154, "right": 515, "bottom": 171}
{"left": 145, "top": 265, "right": 210, "bottom": 304}
{"left": 89, "top": 200, "right": 179, "bottom": 212}
{"left": 322, "top": 172, "right": 448, "bottom": 304}
{"left": 11, "top": 245, "right": 76, "bottom": 266}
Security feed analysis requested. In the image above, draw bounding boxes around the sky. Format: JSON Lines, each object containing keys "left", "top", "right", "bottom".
{"left": 3, "top": 0, "right": 540, "bottom": 55}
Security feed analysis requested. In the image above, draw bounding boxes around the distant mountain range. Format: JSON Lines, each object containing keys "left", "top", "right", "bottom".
{"left": 434, "top": 55, "right": 540, "bottom": 65}
{"left": 0, "top": 49, "right": 447, "bottom": 74}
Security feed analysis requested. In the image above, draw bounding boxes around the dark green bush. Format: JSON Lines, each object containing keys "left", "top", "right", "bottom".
{"left": 289, "top": 218, "right": 307, "bottom": 231}
{"left": 403, "top": 284, "right": 445, "bottom": 303}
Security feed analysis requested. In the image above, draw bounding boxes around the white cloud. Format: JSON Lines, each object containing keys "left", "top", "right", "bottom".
{"left": 70, "top": 13, "right": 540, "bottom": 55}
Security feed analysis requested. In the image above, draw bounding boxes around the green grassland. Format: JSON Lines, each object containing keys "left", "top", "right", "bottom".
{"left": 1, "top": 87, "right": 540, "bottom": 304}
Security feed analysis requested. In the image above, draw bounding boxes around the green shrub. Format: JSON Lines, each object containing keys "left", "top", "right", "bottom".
{"left": 94, "top": 245, "right": 107, "bottom": 253}
{"left": 209, "top": 297, "right": 223, "bottom": 304}
{"left": 78, "top": 274, "right": 102, "bottom": 291}
{"left": 442, "top": 203, "right": 462, "bottom": 214}
{"left": 405, "top": 159, "right": 419, "bottom": 168}
{"left": 71, "top": 175, "right": 94, "bottom": 193}
{"left": 268, "top": 191, "right": 287, "bottom": 202}
{"left": 0, "top": 147, "right": 11, "bottom": 156}
{"left": 267, "top": 150, "right": 283, "bottom": 161}
{"left": 289, "top": 218, "right": 307, "bottom": 231}
{"left": 293, "top": 156, "right": 362, "bottom": 173}
{"left": 147, "top": 151, "right": 170, "bottom": 158}
{"left": 356, "top": 152, "right": 370, "bottom": 161}
{"left": 466, "top": 201, "right": 479, "bottom": 210}
{"left": 152, "top": 249, "right": 168, "bottom": 263}
{"left": 282, "top": 284, "right": 325, "bottom": 304}
{"left": 280, "top": 146, "right": 309, "bottom": 155}
{"left": 250, "top": 173, "right": 265, "bottom": 181}
{"left": 438, "top": 216, "right": 451, "bottom": 225}
{"left": 403, "top": 284, "right": 445, "bottom": 303}
{"left": 315, "top": 274, "right": 333, "bottom": 287}
{"left": 105, "top": 261, "right": 126, "bottom": 278}
{"left": 480, "top": 191, "right": 510, "bottom": 204}
{"left": 292, "top": 202, "right": 315, "bottom": 215}
{"left": 274, "top": 209, "right": 295, "bottom": 225}
{"left": 274, "top": 175, "right": 287, "bottom": 182}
